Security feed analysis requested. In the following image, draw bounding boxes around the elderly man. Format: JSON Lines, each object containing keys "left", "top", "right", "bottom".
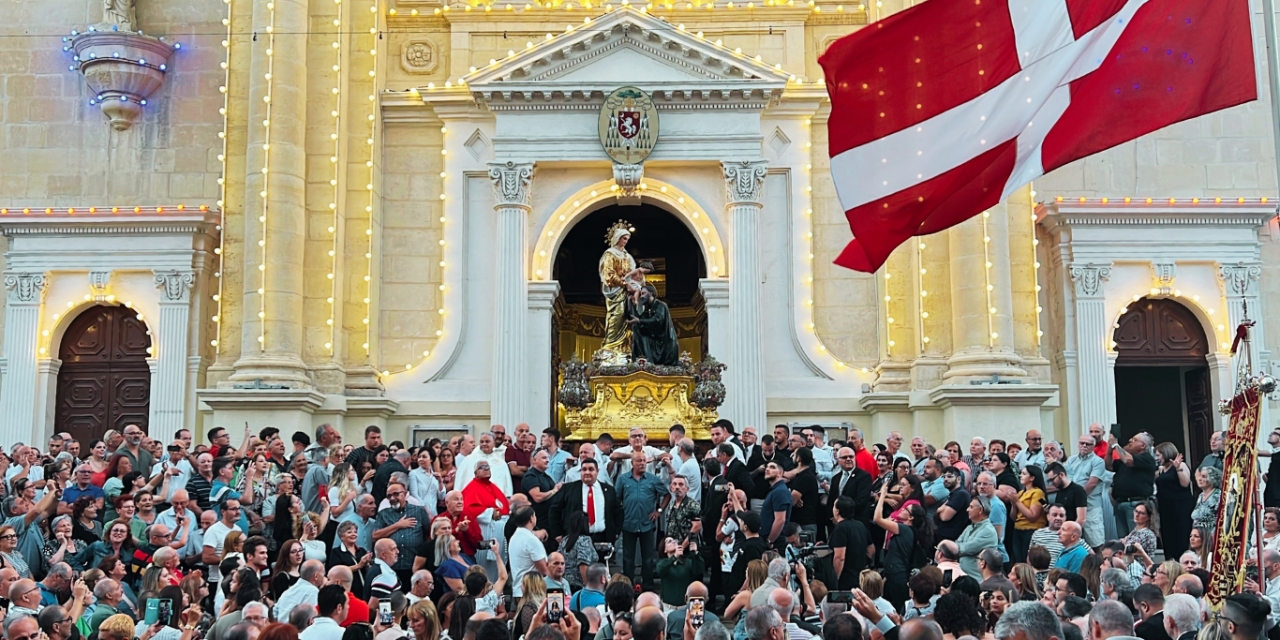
{"left": 304, "top": 424, "right": 342, "bottom": 466}
{"left": 562, "top": 442, "right": 599, "bottom": 483}
{"left": 1015, "top": 430, "right": 1046, "bottom": 470}
{"left": 766, "top": 588, "right": 811, "bottom": 640}
{"left": 992, "top": 602, "right": 1064, "bottom": 640}
{"left": 664, "top": 438, "right": 702, "bottom": 503}
{"left": 88, "top": 579, "right": 124, "bottom": 635}
{"left": 617, "top": 450, "right": 668, "bottom": 591}
{"left": 885, "top": 431, "right": 908, "bottom": 464}
{"left": 610, "top": 428, "right": 667, "bottom": 479}
{"left": 550, "top": 458, "right": 621, "bottom": 544}
{"left": 665, "top": 476, "right": 701, "bottom": 543}
{"left": 274, "top": 560, "right": 325, "bottom": 621}
{"left": 1030, "top": 504, "right": 1067, "bottom": 566}
{"left": 369, "top": 538, "right": 401, "bottom": 610}
{"left": 1066, "top": 434, "right": 1107, "bottom": 547}
{"left": 740, "top": 427, "right": 759, "bottom": 464}
{"left": 373, "top": 480, "right": 428, "bottom": 586}
{"left": 59, "top": 464, "right": 104, "bottom": 516}
{"left": 8, "top": 579, "right": 43, "bottom": 621}
{"left": 1162, "top": 594, "right": 1201, "bottom": 640}
{"left": 544, "top": 552, "right": 572, "bottom": 594}
{"left": 910, "top": 437, "right": 929, "bottom": 475}
{"left": 506, "top": 430, "right": 536, "bottom": 488}
{"left": 455, "top": 432, "right": 514, "bottom": 495}
{"left": 829, "top": 446, "right": 872, "bottom": 526}
{"left": 957, "top": 497, "right": 997, "bottom": 581}
{"left": 406, "top": 570, "right": 433, "bottom": 605}
{"left": 1088, "top": 600, "right": 1137, "bottom": 640}
{"left": 38, "top": 563, "right": 71, "bottom": 607}
{"left": 1055, "top": 522, "right": 1088, "bottom": 572}
{"left": 1200, "top": 431, "right": 1225, "bottom": 472}
{"left": 241, "top": 602, "right": 269, "bottom": 629}
{"left": 751, "top": 558, "right": 790, "bottom": 607}
{"left": 1106, "top": 432, "right": 1157, "bottom": 537}
{"left": 665, "top": 582, "right": 722, "bottom": 638}
{"left": 337, "top": 493, "right": 376, "bottom": 552}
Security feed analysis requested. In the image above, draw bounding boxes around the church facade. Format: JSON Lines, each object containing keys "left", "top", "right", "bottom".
{"left": 1, "top": 0, "right": 1278, "bottom": 456}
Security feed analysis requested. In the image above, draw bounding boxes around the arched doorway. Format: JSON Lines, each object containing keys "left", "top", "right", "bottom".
{"left": 54, "top": 305, "right": 152, "bottom": 443}
{"left": 550, "top": 203, "right": 708, "bottom": 407}
{"left": 1112, "top": 297, "right": 1213, "bottom": 465}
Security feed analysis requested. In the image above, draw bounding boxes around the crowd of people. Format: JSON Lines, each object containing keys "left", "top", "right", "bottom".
{"left": 2, "top": 420, "right": 1278, "bottom": 640}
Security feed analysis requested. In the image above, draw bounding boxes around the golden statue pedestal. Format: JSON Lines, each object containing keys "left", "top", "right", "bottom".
{"left": 557, "top": 354, "right": 726, "bottom": 443}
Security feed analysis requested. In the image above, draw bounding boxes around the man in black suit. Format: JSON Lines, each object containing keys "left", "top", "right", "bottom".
{"left": 717, "top": 444, "right": 754, "bottom": 498}
{"left": 826, "top": 446, "right": 872, "bottom": 526}
{"left": 1133, "top": 584, "right": 1172, "bottom": 640}
{"left": 549, "top": 458, "right": 622, "bottom": 544}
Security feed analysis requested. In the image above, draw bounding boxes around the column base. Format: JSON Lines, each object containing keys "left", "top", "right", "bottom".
{"left": 942, "top": 349, "right": 1028, "bottom": 383}
{"left": 343, "top": 365, "right": 386, "bottom": 397}
{"left": 872, "top": 361, "right": 912, "bottom": 392}
{"left": 929, "top": 384, "right": 1058, "bottom": 443}
{"left": 858, "top": 391, "right": 911, "bottom": 439}
{"left": 197, "top": 387, "right": 326, "bottom": 434}
{"left": 226, "top": 354, "right": 312, "bottom": 388}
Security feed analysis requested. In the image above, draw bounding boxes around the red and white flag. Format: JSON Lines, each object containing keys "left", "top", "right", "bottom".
{"left": 819, "top": 0, "right": 1256, "bottom": 273}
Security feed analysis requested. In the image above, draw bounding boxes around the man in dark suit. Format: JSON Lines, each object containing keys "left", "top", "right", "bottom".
{"left": 717, "top": 444, "right": 754, "bottom": 498}
{"left": 549, "top": 458, "right": 622, "bottom": 544}
{"left": 1133, "top": 584, "right": 1173, "bottom": 640}
{"left": 827, "top": 446, "right": 873, "bottom": 528}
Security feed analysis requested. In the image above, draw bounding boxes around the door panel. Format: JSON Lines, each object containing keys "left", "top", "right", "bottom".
{"left": 55, "top": 306, "right": 151, "bottom": 444}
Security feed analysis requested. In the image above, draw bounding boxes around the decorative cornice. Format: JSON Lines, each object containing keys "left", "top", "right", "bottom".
{"left": 0, "top": 210, "right": 221, "bottom": 238}
{"left": 928, "top": 384, "right": 1058, "bottom": 408}
{"left": 1037, "top": 201, "right": 1275, "bottom": 229}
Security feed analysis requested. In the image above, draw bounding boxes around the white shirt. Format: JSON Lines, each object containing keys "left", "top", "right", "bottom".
{"left": 612, "top": 445, "right": 666, "bottom": 477}
{"left": 203, "top": 521, "right": 235, "bottom": 583}
{"left": 454, "top": 449, "right": 513, "bottom": 495}
{"left": 582, "top": 481, "right": 606, "bottom": 534}
{"left": 704, "top": 442, "right": 745, "bottom": 466}
{"left": 811, "top": 445, "right": 836, "bottom": 492}
{"left": 155, "top": 507, "right": 199, "bottom": 561}
{"left": 409, "top": 468, "right": 441, "bottom": 519}
{"left": 274, "top": 579, "right": 320, "bottom": 622}
{"left": 300, "top": 617, "right": 345, "bottom": 640}
{"left": 563, "top": 452, "right": 613, "bottom": 486}
{"left": 152, "top": 459, "right": 193, "bottom": 501}
{"left": 510, "top": 526, "right": 548, "bottom": 597}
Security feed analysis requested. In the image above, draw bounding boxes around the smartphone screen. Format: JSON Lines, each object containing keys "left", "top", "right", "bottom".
{"left": 689, "top": 597, "right": 705, "bottom": 628}
{"left": 379, "top": 601, "right": 393, "bottom": 625}
{"left": 829, "top": 591, "right": 854, "bottom": 604}
{"left": 547, "top": 588, "right": 564, "bottom": 623}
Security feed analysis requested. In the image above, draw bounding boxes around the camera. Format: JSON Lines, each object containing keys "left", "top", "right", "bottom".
{"left": 715, "top": 485, "right": 732, "bottom": 493}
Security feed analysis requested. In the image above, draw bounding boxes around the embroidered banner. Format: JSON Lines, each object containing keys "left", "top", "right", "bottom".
{"left": 1207, "top": 386, "right": 1264, "bottom": 611}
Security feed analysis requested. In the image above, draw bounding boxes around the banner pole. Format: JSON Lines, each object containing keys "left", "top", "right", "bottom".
{"left": 1260, "top": 0, "right": 1280, "bottom": 193}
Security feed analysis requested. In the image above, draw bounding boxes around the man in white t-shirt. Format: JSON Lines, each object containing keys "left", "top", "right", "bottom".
{"left": 153, "top": 442, "right": 194, "bottom": 502}
{"left": 201, "top": 497, "right": 241, "bottom": 584}
{"left": 608, "top": 428, "right": 668, "bottom": 479}
{"left": 508, "top": 506, "right": 548, "bottom": 597}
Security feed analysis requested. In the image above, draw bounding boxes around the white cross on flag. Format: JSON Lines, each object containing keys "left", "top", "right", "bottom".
{"left": 819, "top": 0, "right": 1256, "bottom": 273}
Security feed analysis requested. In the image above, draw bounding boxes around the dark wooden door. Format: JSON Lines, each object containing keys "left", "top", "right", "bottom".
{"left": 1184, "top": 367, "right": 1213, "bottom": 467}
{"left": 54, "top": 306, "right": 152, "bottom": 444}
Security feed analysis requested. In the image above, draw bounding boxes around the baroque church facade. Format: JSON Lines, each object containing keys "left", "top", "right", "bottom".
{"left": 1, "top": 0, "right": 1279, "bottom": 457}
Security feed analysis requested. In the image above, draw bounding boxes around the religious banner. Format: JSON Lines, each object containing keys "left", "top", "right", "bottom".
{"left": 1206, "top": 385, "right": 1264, "bottom": 610}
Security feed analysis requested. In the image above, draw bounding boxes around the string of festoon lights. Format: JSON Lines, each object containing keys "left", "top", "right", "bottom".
{"left": 394, "top": 0, "right": 870, "bottom": 15}
{"left": 364, "top": 0, "right": 380, "bottom": 367}
{"left": 324, "top": 0, "right": 345, "bottom": 353}
{"left": 1029, "top": 187, "right": 1042, "bottom": 346}
{"left": 211, "top": 0, "right": 234, "bottom": 353}
{"left": 981, "top": 209, "right": 995, "bottom": 348}
{"left": 917, "top": 239, "right": 928, "bottom": 350}
{"left": 255, "top": 0, "right": 278, "bottom": 351}
{"left": 39, "top": 298, "right": 151, "bottom": 357}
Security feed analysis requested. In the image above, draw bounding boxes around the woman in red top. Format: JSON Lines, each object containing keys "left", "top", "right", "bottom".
{"left": 88, "top": 439, "right": 111, "bottom": 487}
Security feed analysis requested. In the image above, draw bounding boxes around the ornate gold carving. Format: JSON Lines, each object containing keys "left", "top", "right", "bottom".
{"left": 562, "top": 370, "right": 715, "bottom": 442}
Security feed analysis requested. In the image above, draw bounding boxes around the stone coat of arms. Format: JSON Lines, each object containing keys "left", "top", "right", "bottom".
{"left": 599, "top": 86, "right": 659, "bottom": 164}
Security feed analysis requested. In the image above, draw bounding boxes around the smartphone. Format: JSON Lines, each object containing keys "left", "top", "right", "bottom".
{"left": 689, "top": 597, "right": 705, "bottom": 628}
{"left": 379, "top": 601, "right": 393, "bottom": 625}
{"left": 145, "top": 599, "right": 172, "bottom": 626}
{"left": 1110, "top": 423, "right": 1122, "bottom": 439}
{"left": 547, "top": 588, "right": 564, "bottom": 623}
{"left": 942, "top": 569, "right": 953, "bottom": 588}
{"left": 828, "top": 591, "right": 854, "bottom": 604}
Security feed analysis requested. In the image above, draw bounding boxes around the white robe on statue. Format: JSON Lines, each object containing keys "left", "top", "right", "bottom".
{"left": 454, "top": 449, "right": 514, "bottom": 496}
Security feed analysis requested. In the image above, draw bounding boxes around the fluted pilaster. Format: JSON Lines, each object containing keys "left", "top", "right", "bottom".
{"left": 1070, "top": 262, "right": 1114, "bottom": 427}
{"left": 722, "top": 160, "right": 768, "bottom": 430}
{"left": 490, "top": 161, "right": 534, "bottom": 427}
{"left": 0, "top": 272, "right": 48, "bottom": 442}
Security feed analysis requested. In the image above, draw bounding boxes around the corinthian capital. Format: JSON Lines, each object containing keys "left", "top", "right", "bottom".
{"left": 722, "top": 160, "right": 768, "bottom": 207}
{"left": 1219, "top": 262, "right": 1261, "bottom": 298}
{"left": 4, "top": 272, "right": 48, "bottom": 305}
{"left": 1069, "top": 262, "right": 1112, "bottom": 298}
{"left": 488, "top": 161, "right": 534, "bottom": 210}
{"left": 154, "top": 269, "right": 195, "bottom": 303}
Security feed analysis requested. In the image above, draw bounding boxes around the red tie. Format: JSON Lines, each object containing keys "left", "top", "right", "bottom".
{"left": 587, "top": 485, "right": 596, "bottom": 526}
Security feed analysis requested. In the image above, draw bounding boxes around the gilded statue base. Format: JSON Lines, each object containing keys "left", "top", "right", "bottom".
{"left": 561, "top": 370, "right": 716, "bottom": 441}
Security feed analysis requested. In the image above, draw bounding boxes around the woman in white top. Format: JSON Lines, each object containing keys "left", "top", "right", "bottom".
{"left": 409, "top": 449, "right": 442, "bottom": 519}
{"left": 327, "top": 463, "right": 360, "bottom": 520}
{"left": 294, "top": 510, "right": 329, "bottom": 562}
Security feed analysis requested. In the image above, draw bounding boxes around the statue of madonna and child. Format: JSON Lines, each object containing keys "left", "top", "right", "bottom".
{"left": 596, "top": 220, "right": 680, "bottom": 366}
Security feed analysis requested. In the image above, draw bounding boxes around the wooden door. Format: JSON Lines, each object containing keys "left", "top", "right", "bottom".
{"left": 1184, "top": 367, "right": 1213, "bottom": 467}
{"left": 54, "top": 306, "right": 152, "bottom": 444}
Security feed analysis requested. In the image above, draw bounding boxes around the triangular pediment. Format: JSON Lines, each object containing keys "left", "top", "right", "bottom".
{"left": 463, "top": 6, "right": 791, "bottom": 101}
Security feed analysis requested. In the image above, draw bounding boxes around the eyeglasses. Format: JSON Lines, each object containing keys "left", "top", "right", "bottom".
{"left": 0, "top": 534, "right": 17, "bottom": 540}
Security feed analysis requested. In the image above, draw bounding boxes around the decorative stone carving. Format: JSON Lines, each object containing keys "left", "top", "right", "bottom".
{"left": 70, "top": 31, "right": 175, "bottom": 130}
{"left": 1151, "top": 261, "right": 1176, "bottom": 295}
{"left": 154, "top": 269, "right": 194, "bottom": 303}
{"left": 4, "top": 273, "right": 48, "bottom": 304}
{"left": 1069, "top": 263, "right": 1112, "bottom": 298}
{"left": 102, "top": 0, "right": 137, "bottom": 32}
{"left": 400, "top": 39, "right": 438, "bottom": 74}
{"left": 722, "top": 160, "right": 768, "bottom": 206}
{"left": 488, "top": 161, "right": 534, "bottom": 210}
{"left": 613, "top": 163, "right": 643, "bottom": 206}
{"left": 1219, "top": 262, "right": 1262, "bottom": 298}
{"left": 88, "top": 270, "right": 112, "bottom": 299}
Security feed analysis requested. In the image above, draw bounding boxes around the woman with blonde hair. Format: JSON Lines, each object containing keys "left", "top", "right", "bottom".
{"left": 723, "top": 559, "right": 768, "bottom": 620}
{"left": 1153, "top": 559, "right": 1184, "bottom": 596}
{"left": 1008, "top": 563, "right": 1040, "bottom": 601}
{"left": 328, "top": 462, "right": 360, "bottom": 520}
{"left": 407, "top": 600, "right": 441, "bottom": 640}
{"left": 97, "top": 613, "right": 136, "bottom": 640}
{"left": 859, "top": 569, "right": 898, "bottom": 618}
{"left": 293, "top": 511, "right": 328, "bottom": 562}
{"left": 221, "top": 530, "right": 244, "bottom": 566}
{"left": 513, "top": 572, "right": 547, "bottom": 640}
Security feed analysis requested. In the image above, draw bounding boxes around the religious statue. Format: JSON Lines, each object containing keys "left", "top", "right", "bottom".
{"left": 597, "top": 220, "right": 636, "bottom": 363}
{"left": 103, "top": 0, "right": 138, "bottom": 31}
{"left": 627, "top": 285, "right": 680, "bottom": 366}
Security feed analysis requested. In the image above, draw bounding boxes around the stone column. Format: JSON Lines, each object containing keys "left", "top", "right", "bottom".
{"left": 232, "top": 0, "right": 310, "bottom": 386}
{"left": 699, "top": 279, "right": 730, "bottom": 363}
{"left": 1069, "top": 262, "right": 1114, "bottom": 428}
{"left": 0, "top": 272, "right": 47, "bottom": 443}
{"left": 526, "top": 281, "right": 561, "bottom": 434}
{"left": 1219, "top": 262, "right": 1263, "bottom": 380}
{"left": 152, "top": 270, "right": 195, "bottom": 438}
{"left": 944, "top": 207, "right": 1024, "bottom": 381}
{"left": 721, "top": 160, "right": 768, "bottom": 431}
{"left": 489, "top": 161, "right": 534, "bottom": 428}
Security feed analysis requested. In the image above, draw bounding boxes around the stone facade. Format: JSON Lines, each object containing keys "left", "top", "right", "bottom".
{"left": 0, "top": 0, "right": 1276, "bottom": 450}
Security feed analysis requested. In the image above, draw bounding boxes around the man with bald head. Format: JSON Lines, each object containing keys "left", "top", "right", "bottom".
{"left": 632, "top": 605, "right": 666, "bottom": 640}
{"left": 273, "top": 559, "right": 326, "bottom": 621}
{"left": 8, "top": 579, "right": 42, "bottom": 620}
{"left": 665, "top": 582, "right": 722, "bottom": 639}
{"left": 1015, "top": 430, "right": 1046, "bottom": 469}
{"left": 506, "top": 428, "right": 535, "bottom": 488}
{"left": 369, "top": 538, "right": 401, "bottom": 611}
{"left": 562, "top": 442, "right": 598, "bottom": 483}
{"left": 455, "top": 432, "right": 514, "bottom": 495}
{"left": 664, "top": 438, "right": 702, "bottom": 503}
{"left": 326, "top": 565, "right": 370, "bottom": 628}
{"left": 617, "top": 450, "right": 667, "bottom": 591}
{"left": 1056, "top": 521, "right": 1088, "bottom": 572}
{"left": 767, "top": 588, "right": 809, "bottom": 640}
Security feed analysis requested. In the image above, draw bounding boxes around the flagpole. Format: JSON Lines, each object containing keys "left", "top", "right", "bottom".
{"left": 1260, "top": 0, "right": 1280, "bottom": 194}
